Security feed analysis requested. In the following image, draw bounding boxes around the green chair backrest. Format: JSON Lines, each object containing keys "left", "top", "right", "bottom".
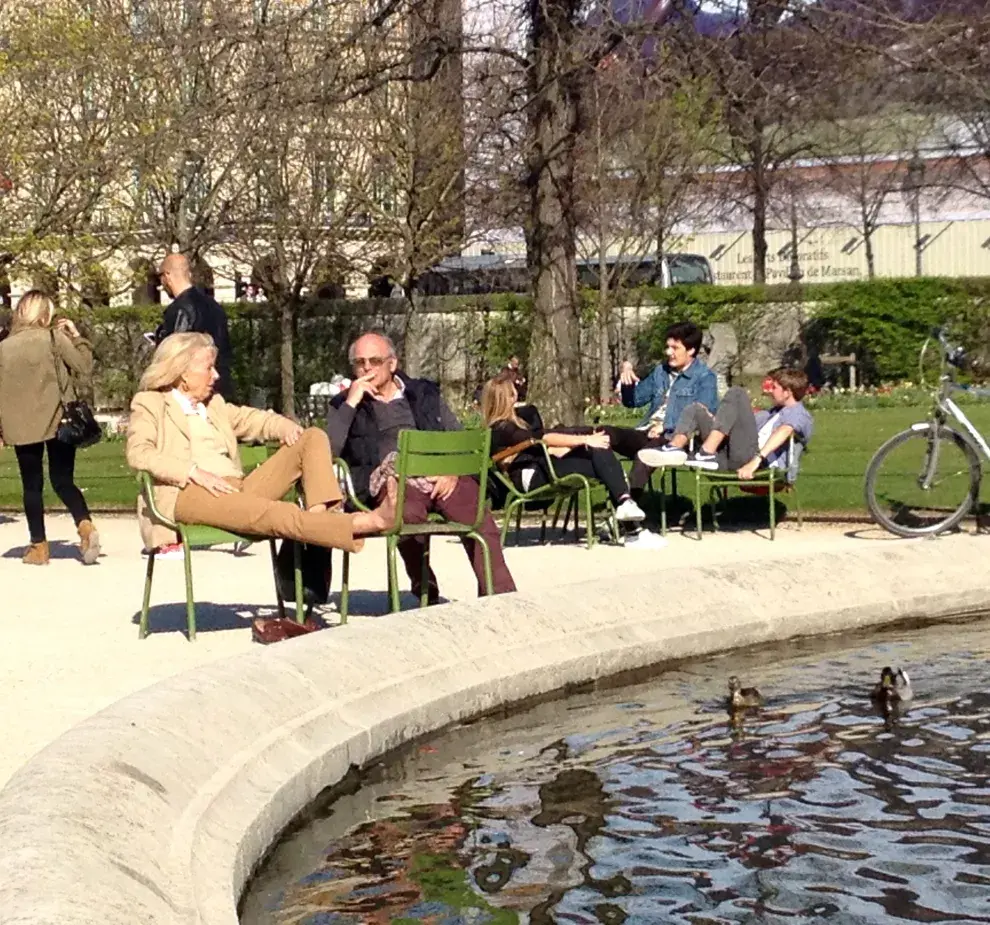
{"left": 393, "top": 429, "right": 492, "bottom": 531}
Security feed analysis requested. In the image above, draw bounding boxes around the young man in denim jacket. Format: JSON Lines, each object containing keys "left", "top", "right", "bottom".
{"left": 603, "top": 321, "right": 718, "bottom": 479}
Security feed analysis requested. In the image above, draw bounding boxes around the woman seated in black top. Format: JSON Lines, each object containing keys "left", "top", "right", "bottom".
{"left": 480, "top": 372, "right": 647, "bottom": 526}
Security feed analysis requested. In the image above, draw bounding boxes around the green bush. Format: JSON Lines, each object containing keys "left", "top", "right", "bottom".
{"left": 57, "top": 278, "right": 990, "bottom": 409}
{"left": 635, "top": 277, "right": 990, "bottom": 384}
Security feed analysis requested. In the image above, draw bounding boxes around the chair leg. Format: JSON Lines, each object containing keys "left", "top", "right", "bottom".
{"left": 419, "top": 541, "right": 431, "bottom": 609}
{"left": 139, "top": 550, "right": 156, "bottom": 639}
{"left": 559, "top": 496, "right": 574, "bottom": 537}
{"left": 659, "top": 468, "right": 668, "bottom": 537}
{"left": 769, "top": 478, "right": 776, "bottom": 541}
{"left": 293, "top": 538, "right": 305, "bottom": 622}
{"left": 340, "top": 551, "right": 350, "bottom": 624}
{"left": 607, "top": 502, "right": 619, "bottom": 544}
{"left": 514, "top": 503, "right": 523, "bottom": 543}
{"left": 181, "top": 533, "right": 196, "bottom": 641}
{"left": 500, "top": 500, "right": 516, "bottom": 546}
{"left": 694, "top": 472, "right": 703, "bottom": 541}
{"left": 386, "top": 535, "right": 401, "bottom": 612}
{"left": 539, "top": 510, "right": 547, "bottom": 544}
{"left": 269, "top": 539, "right": 287, "bottom": 621}
{"left": 471, "top": 532, "right": 494, "bottom": 596}
{"left": 582, "top": 486, "right": 594, "bottom": 550}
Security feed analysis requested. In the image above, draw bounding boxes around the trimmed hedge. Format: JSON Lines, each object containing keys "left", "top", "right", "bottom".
{"left": 636, "top": 277, "right": 990, "bottom": 383}
{"left": 44, "top": 277, "right": 990, "bottom": 409}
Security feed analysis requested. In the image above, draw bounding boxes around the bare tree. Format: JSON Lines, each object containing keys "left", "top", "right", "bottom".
{"left": 217, "top": 13, "right": 365, "bottom": 416}
{"left": 118, "top": 0, "right": 274, "bottom": 265}
{"left": 671, "top": 1, "right": 830, "bottom": 285}
{"left": 575, "top": 58, "right": 716, "bottom": 399}
{"left": 0, "top": 0, "right": 137, "bottom": 296}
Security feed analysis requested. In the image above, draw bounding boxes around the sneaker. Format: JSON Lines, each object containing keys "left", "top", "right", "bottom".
{"left": 684, "top": 452, "right": 719, "bottom": 471}
{"left": 637, "top": 446, "right": 688, "bottom": 468}
{"left": 624, "top": 529, "right": 668, "bottom": 550}
{"left": 147, "top": 542, "right": 185, "bottom": 560}
{"left": 614, "top": 498, "right": 647, "bottom": 522}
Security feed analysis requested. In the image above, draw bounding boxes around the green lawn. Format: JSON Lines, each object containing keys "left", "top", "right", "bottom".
{"left": 1, "top": 409, "right": 987, "bottom": 514}
{"left": 0, "top": 441, "right": 270, "bottom": 511}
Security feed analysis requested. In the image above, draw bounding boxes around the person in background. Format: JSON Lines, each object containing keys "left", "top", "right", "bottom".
{"left": 155, "top": 253, "right": 234, "bottom": 399}
{"left": 126, "top": 333, "right": 394, "bottom": 561}
{"left": 482, "top": 373, "right": 665, "bottom": 549}
{"left": 0, "top": 290, "right": 100, "bottom": 565}
{"left": 603, "top": 321, "right": 718, "bottom": 499}
{"left": 326, "top": 331, "right": 516, "bottom": 604}
{"left": 639, "top": 367, "right": 813, "bottom": 480}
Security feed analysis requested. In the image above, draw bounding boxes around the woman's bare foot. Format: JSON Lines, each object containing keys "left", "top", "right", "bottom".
{"left": 352, "top": 478, "right": 399, "bottom": 535}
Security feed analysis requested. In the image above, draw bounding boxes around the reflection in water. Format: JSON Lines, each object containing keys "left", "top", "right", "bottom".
{"left": 246, "top": 620, "right": 990, "bottom": 924}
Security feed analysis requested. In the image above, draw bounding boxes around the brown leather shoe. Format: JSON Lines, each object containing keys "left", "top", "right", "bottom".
{"left": 22, "top": 541, "right": 50, "bottom": 565}
{"left": 78, "top": 520, "right": 100, "bottom": 565}
{"left": 251, "top": 617, "right": 322, "bottom": 645}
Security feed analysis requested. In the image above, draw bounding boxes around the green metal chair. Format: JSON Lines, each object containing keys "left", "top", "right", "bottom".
{"left": 489, "top": 438, "right": 615, "bottom": 550}
{"left": 136, "top": 471, "right": 303, "bottom": 640}
{"left": 688, "top": 436, "right": 804, "bottom": 541}
{"left": 337, "top": 428, "right": 496, "bottom": 618}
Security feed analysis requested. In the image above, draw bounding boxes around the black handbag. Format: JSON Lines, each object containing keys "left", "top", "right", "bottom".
{"left": 275, "top": 539, "right": 332, "bottom": 608}
{"left": 50, "top": 330, "right": 101, "bottom": 449}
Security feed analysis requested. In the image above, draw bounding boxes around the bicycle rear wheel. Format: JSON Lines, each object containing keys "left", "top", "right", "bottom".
{"left": 865, "top": 425, "right": 982, "bottom": 537}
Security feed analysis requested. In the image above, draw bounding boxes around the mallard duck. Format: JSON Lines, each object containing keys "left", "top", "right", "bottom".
{"left": 728, "top": 676, "right": 763, "bottom": 710}
{"left": 870, "top": 666, "right": 914, "bottom": 704}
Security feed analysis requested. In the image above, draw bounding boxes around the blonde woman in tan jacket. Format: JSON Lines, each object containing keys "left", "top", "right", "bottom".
{"left": 126, "top": 332, "right": 393, "bottom": 557}
{"left": 0, "top": 290, "right": 99, "bottom": 565}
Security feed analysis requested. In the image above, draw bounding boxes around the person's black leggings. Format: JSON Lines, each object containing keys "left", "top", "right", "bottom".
{"left": 14, "top": 439, "right": 92, "bottom": 543}
{"left": 600, "top": 426, "right": 665, "bottom": 491}
{"left": 519, "top": 446, "right": 630, "bottom": 505}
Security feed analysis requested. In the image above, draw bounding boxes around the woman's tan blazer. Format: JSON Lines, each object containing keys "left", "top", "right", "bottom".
{"left": 126, "top": 390, "right": 295, "bottom": 550}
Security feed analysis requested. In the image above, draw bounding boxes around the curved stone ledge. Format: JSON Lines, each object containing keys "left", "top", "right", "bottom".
{"left": 0, "top": 536, "right": 988, "bottom": 925}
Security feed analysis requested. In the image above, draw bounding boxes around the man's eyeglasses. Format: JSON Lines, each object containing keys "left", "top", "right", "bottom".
{"left": 351, "top": 356, "right": 390, "bottom": 370}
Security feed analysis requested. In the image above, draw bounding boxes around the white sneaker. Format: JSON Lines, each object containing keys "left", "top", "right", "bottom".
{"left": 638, "top": 447, "right": 688, "bottom": 468}
{"left": 624, "top": 529, "right": 668, "bottom": 550}
{"left": 614, "top": 498, "right": 647, "bottom": 522}
{"left": 147, "top": 542, "right": 184, "bottom": 560}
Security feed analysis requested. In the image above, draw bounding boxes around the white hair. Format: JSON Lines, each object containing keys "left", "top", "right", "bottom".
{"left": 347, "top": 332, "right": 397, "bottom": 364}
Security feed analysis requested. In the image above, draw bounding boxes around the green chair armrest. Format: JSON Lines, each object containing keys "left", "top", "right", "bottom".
{"left": 135, "top": 471, "right": 179, "bottom": 531}
{"left": 334, "top": 458, "right": 371, "bottom": 512}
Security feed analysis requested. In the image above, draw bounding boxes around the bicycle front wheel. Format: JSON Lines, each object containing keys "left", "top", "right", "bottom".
{"left": 865, "top": 425, "right": 981, "bottom": 537}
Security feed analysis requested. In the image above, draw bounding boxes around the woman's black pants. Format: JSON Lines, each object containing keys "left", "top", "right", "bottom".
{"left": 14, "top": 439, "right": 92, "bottom": 543}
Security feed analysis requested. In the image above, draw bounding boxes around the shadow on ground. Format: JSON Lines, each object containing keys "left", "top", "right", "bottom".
{"left": 134, "top": 590, "right": 457, "bottom": 636}
{"left": 131, "top": 602, "right": 282, "bottom": 636}
{"left": 323, "top": 590, "right": 451, "bottom": 619}
{"left": 502, "top": 496, "right": 799, "bottom": 546}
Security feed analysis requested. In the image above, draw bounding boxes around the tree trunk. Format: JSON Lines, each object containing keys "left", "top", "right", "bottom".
{"left": 864, "top": 227, "right": 875, "bottom": 279}
{"left": 278, "top": 297, "right": 296, "bottom": 418}
{"left": 750, "top": 130, "right": 768, "bottom": 285}
{"left": 526, "top": 0, "right": 584, "bottom": 426}
{"left": 598, "top": 302, "right": 611, "bottom": 404}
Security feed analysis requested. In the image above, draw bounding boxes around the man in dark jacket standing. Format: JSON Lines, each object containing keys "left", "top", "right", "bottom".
{"left": 156, "top": 253, "right": 234, "bottom": 398}
{"left": 327, "top": 331, "right": 515, "bottom": 604}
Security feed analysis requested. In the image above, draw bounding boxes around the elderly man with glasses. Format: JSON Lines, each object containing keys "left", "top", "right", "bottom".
{"left": 326, "top": 331, "right": 516, "bottom": 604}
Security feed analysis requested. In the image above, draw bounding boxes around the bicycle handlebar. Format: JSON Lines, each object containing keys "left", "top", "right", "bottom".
{"left": 928, "top": 327, "right": 967, "bottom": 370}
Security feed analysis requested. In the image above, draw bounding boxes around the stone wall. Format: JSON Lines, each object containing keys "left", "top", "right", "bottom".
{"left": 0, "top": 536, "right": 988, "bottom": 925}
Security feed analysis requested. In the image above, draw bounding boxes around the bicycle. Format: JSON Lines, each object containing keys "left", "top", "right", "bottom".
{"left": 865, "top": 328, "right": 990, "bottom": 537}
